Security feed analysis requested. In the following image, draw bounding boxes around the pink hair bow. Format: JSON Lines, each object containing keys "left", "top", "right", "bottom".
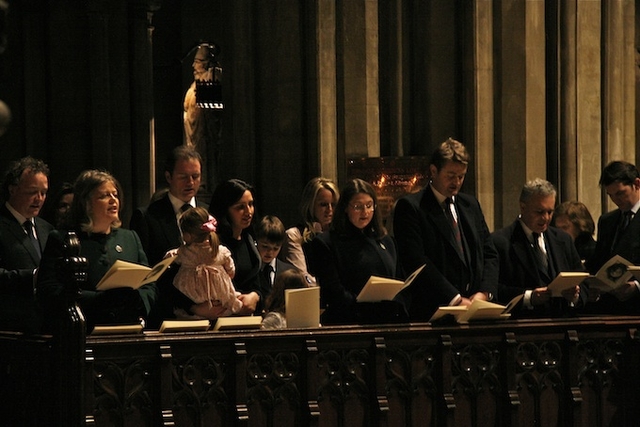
{"left": 201, "top": 215, "right": 218, "bottom": 232}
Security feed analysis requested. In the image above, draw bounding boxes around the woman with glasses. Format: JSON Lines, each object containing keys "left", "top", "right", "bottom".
{"left": 280, "top": 177, "right": 339, "bottom": 285}
{"left": 307, "top": 178, "right": 406, "bottom": 324}
{"left": 37, "top": 170, "right": 158, "bottom": 331}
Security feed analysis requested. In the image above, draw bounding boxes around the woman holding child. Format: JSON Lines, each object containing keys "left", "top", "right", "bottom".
{"left": 208, "top": 179, "right": 263, "bottom": 314}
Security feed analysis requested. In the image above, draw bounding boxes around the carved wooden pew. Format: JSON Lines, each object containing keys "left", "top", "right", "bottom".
{"left": 2, "top": 232, "right": 640, "bottom": 426}
{"left": 70, "top": 316, "right": 638, "bottom": 427}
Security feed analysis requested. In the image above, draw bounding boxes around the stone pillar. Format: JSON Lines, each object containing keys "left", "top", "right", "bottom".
{"left": 128, "top": 0, "right": 161, "bottom": 208}
{"left": 601, "top": 0, "right": 636, "bottom": 211}
{"left": 338, "top": 0, "right": 379, "bottom": 160}
{"left": 466, "top": 0, "right": 495, "bottom": 230}
{"left": 559, "top": 1, "right": 602, "bottom": 217}
{"left": 315, "top": 0, "right": 339, "bottom": 182}
{"left": 384, "top": 0, "right": 406, "bottom": 157}
{"left": 495, "top": 0, "right": 546, "bottom": 227}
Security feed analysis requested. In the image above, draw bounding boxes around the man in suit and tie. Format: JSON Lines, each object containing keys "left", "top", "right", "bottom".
{"left": 130, "top": 146, "right": 213, "bottom": 325}
{"left": 393, "top": 138, "right": 498, "bottom": 321}
{"left": 130, "top": 146, "right": 207, "bottom": 265}
{"left": 255, "top": 215, "right": 298, "bottom": 311}
{"left": 491, "top": 178, "right": 585, "bottom": 317}
{"left": 585, "top": 160, "right": 640, "bottom": 315}
{"left": 0, "top": 156, "right": 53, "bottom": 332}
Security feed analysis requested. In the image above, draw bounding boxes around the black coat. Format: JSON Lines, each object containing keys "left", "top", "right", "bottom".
{"left": 393, "top": 187, "right": 498, "bottom": 320}
{"left": 0, "top": 205, "right": 53, "bottom": 332}
{"left": 585, "top": 209, "right": 640, "bottom": 315}
{"left": 130, "top": 193, "right": 208, "bottom": 265}
{"left": 491, "top": 220, "right": 587, "bottom": 317}
{"left": 307, "top": 224, "right": 402, "bottom": 324}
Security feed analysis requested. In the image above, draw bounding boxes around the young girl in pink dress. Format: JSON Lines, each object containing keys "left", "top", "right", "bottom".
{"left": 173, "top": 207, "right": 242, "bottom": 317}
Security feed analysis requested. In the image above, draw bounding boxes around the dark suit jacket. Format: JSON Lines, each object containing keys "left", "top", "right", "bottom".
{"left": 0, "top": 204, "right": 53, "bottom": 332}
{"left": 393, "top": 188, "right": 498, "bottom": 320}
{"left": 584, "top": 209, "right": 640, "bottom": 314}
{"left": 307, "top": 226, "right": 402, "bottom": 324}
{"left": 130, "top": 193, "right": 208, "bottom": 266}
{"left": 258, "top": 258, "right": 298, "bottom": 306}
{"left": 491, "top": 221, "right": 586, "bottom": 316}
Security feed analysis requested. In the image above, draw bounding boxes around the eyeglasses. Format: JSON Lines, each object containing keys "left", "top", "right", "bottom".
{"left": 95, "top": 192, "right": 118, "bottom": 201}
{"left": 349, "top": 202, "right": 375, "bottom": 212}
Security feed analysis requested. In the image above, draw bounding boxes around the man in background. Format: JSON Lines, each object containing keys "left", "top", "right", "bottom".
{"left": 130, "top": 146, "right": 212, "bottom": 327}
{"left": 491, "top": 178, "right": 585, "bottom": 317}
{"left": 130, "top": 145, "right": 206, "bottom": 265}
{"left": 585, "top": 160, "right": 640, "bottom": 315}
{"left": 0, "top": 156, "right": 52, "bottom": 332}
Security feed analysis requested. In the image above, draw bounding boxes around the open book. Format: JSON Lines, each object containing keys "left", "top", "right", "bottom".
{"left": 96, "top": 256, "right": 175, "bottom": 291}
{"left": 587, "top": 255, "right": 640, "bottom": 293}
{"left": 429, "top": 298, "right": 515, "bottom": 324}
{"left": 356, "top": 264, "right": 426, "bottom": 303}
{"left": 285, "top": 286, "right": 320, "bottom": 328}
{"left": 547, "top": 272, "right": 589, "bottom": 297}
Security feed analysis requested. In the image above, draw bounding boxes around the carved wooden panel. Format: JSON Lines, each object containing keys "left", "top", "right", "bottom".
{"left": 4, "top": 317, "right": 640, "bottom": 426}
{"left": 451, "top": 343, "right": 502, "bottom": 427}
{"left": 90, "top": 359, "right": 158, "bottom": 426}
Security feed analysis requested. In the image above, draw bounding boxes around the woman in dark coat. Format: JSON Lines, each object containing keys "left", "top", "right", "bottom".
{"left": 307, "top": 178, "right": 405, "bottom": 325}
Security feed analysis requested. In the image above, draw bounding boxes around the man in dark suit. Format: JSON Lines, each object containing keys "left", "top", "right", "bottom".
{"left": 130, "top": 146, "right": 208, "bottom": 265}
{"left": 255, "top": 215, "right": 298, "bottom": 311}
{"left": 130, "top": 146, "right": 214, "bottom": 325}
{"left": 0, "top": 156, "right": 53, "bottom": 332}
{"left": 393, "top": 138, "right": 498, "bottom": 321}
{"left": 585, "top": 160, "right": 640, "bottom": 315}
{"left": 491, "top": 178, "right": 585, "bottom": 317}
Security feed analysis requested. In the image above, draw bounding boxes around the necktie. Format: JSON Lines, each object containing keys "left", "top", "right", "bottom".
{"left": 621, "top": 210, "right": 632, "bottom": 231}
{"left": 263, "top": 264, "right": 274, "bottom": 286}
{"left": 531, "top": 232, "right": 548, "bottom": 273}
{"left": 181, "top": 203, "right": 192, "bottom": 213}
{"left": 23, "top": 220, "right": 41, "bottom": 259}
{"left": 444, "top": 198, "right": 464, "bottom": 256}
{"left": 612, "top": 210, "right": 632, "bottom": 250}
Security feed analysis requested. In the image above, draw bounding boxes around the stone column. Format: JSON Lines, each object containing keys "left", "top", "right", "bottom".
{"left": 495, "top": 0, "right": 546, "bottom": 227}
{"left": 315, "top": 0, "right": 339, "bottom": 181}
{"left": 466, "top": 0, "right": 495, "bottom": 230}
{"left": 338, "top": 0, "right": 380, "bottom": 160}
{"left": 128, "top": 0, "right": 161, "bottom": 208}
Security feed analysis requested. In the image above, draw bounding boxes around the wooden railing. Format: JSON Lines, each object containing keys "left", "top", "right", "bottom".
{"left": 1, "top": 234, "right": 639, "bottom": 426}
{"left": 2, "top": 316, "right": 639, "bottom": 427}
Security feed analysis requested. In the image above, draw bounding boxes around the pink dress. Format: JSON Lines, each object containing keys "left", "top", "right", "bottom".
{"left": 173, "top": 242, "right": 242, "bottom": 315}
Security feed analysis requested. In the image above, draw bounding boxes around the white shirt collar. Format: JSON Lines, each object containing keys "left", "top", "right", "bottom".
{"left": 429, "top": 184, "right": 453, "bottom": 206}
{"left": 5, "top": 201, "right": 29, "bottom": 225}
{"left": 167, "top": 192, "right": 196, "bottom": 215}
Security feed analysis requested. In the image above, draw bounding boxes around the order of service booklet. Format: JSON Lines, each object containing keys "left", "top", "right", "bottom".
{"left": 546, "top": 272, "right": 590, "bottom": 297}
{"left": 285, "top": 286, "right": 320, "bottom": 328}
{"left": 356, "top": 264, "right": 426, "bottom": 303}
{"left": 429, "top": 297, "right": 519, "bottom": 324}
{"left": 586, "top": 255, "right": 640, "bottom": 293}
{"left": 543, "top": 255, "right": 640, "bottom": 298}
{"left": 96, "top": 256, "right": 176, "bottom": 291}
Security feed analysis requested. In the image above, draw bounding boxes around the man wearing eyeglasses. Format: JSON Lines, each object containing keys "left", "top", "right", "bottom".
{"left": 393, "top": 138, "right": 498, "bottom": 321}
